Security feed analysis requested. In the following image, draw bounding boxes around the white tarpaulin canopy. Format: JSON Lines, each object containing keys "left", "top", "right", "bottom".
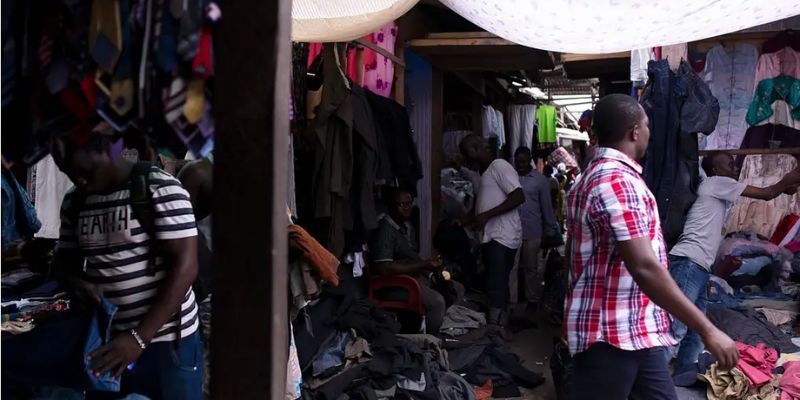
{"left": 292, "top": 0, "right": 418, "bottom": 42}
{"left": 437, "top": 0, "right": 800, "bottom": 53}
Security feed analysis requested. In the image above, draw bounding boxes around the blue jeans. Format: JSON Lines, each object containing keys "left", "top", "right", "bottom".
{"left": 668, "top": 256, "right": 709, "bottom": 369}
{"left": 89, "top": 331, "right": 204, "bottom": 400}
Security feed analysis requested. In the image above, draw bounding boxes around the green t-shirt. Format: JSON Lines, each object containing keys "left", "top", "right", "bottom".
{"left": 536, "top": 105, "right": 557, "bottom": 144}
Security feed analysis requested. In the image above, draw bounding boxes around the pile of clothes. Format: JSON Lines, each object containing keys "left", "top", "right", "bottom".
{"left": 674, "top": 341, "right": 800, "bottom": 400}
{"left": 2, "top": 280, "right": 121, "bottom": 397}
{"left": 293, "top": 283, "right": 545, "bottom": 399}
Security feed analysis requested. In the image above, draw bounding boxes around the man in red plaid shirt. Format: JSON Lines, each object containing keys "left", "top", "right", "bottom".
{"left": 565, "top": 94, "right": 738, "bottom": 399}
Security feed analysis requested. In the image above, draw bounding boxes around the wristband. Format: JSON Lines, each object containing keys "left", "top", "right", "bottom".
{"left": 129, "top": 329, "right": 147, "bottom": 350}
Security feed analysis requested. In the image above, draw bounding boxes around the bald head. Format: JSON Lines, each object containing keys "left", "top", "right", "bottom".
{"left": 702, "top": 152, "right": 738, "bottom": 179}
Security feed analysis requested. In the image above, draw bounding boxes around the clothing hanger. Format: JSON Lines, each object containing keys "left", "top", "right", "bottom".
{"left": 333, "top": 43, "right": 351, "bottom": 90}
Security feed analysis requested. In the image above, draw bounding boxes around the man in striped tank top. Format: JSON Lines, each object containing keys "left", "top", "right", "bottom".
{"left": 53, "top": 123, "right": 203, "bottom": 399}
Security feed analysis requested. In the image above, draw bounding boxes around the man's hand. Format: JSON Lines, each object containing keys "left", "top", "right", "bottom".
{"left": 89, "top": 333, "right": 144, "bottom": 378}
{"left": 701, "top": 328, "right": 739, "bottom": 371}
{"left": 69, "top": 279, "right": 103, "bottom": 305}
{"left": 426, "top": 256, "right": 444, "bottom": 270}
{"left": 471, "top": 213, "right": 490, "bottom": 230}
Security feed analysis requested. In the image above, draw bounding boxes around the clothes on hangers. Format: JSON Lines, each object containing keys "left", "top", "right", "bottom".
{"left": 701, "top": 44, "right": 759, "bottom": 150}
{"left": 536, "top": 105, "right": 557, "bottom": 144}
{"left": 725, "top": 154, "right": 800, "bottom": 238}
{"left": 27, "top": 155, "right": 73, "bottom": 239}
{"left": 482, "top": 105, "right": 506, "bottom": 150}
{"left": 747, "top": 76, "right": 800, "bottom": 127}
{"left": 507, "top": 104, "right": 536, "bottom": 156}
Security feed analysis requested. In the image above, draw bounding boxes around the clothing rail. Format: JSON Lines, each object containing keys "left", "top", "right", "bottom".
{"left": 699, "top": 147, "right": 800, "bottom": 156}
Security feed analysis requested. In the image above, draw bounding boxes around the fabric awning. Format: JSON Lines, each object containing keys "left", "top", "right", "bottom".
{"left": 292, "top": 0, "right": 418, "bottom": 42}
{"left": 438, "top": 0, "right": 800, "bottom": 53}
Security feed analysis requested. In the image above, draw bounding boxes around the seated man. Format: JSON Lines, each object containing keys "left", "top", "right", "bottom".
{"left": 669, "top": 152, "right": 800, "bottom": 369}
{"left": 370, "top": 188, "right": 463, "bottom": 333}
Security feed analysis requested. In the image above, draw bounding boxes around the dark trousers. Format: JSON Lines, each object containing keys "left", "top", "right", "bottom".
{"left": 569, "top": 343, "right": 677, "bottom": 400}
{"left": 482, "top": 240, "right": 518, "bottom": 311}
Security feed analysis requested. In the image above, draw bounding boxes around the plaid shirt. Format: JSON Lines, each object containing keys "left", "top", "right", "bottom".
{"left": 565, "top": 147, "right": 675, "bottom": 355}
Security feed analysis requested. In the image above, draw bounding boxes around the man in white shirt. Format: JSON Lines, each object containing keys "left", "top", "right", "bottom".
{"left": 669, "top": 152, "right": 800, "bottom": 369}
{"left": 460, "top": 134, "right": 524, "bottom": 339}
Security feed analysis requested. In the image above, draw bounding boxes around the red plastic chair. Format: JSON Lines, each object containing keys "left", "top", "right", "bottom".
{"left": 366, "top": 266, "right": 426, "bottom": 333}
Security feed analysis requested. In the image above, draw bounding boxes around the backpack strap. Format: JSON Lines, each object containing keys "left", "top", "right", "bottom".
{"left": 128, "top": 161, "right": 157, "bottom": 276}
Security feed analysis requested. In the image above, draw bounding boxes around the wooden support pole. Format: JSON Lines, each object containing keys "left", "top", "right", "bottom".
{"left": 211, "top": 0, "right": 289, "bottom": 398}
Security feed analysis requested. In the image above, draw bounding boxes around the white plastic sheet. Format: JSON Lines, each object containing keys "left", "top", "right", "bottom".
{"left": 292, "top": 0, "right": 418, "bottom": 42}
{"left": 438, "top": 0, "right": 800, "bottom": 53}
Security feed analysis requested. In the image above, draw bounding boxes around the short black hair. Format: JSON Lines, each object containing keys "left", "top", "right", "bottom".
{"left": 459, "top": 134, "right": 481, "bottom": 156}
{"left": 51, "top": 121, "right": 112, "bottom": 170}
{"left": 702, "top": 152, "right": 726, "bottom": 176}
{"left": 514, "top": 146, "right": 532, "bottom": 158}
{"left": 592, "top": 94, "right": 645, "bottom": 146}
{"left": 386, "top": 186, "right": 414, "bottom": 203}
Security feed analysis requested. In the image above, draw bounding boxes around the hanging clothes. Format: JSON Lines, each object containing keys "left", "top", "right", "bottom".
{"left": 507, "top": 104, "right": 536, "bottom": 156}
{"left": 631, "top": 48, "right": 654, "bottom": 82}
{"left": 725, "top": 154, "right": 800, "bottom": 237}
{"left": 27, "top": 155, "right": 73, "bottom": 239}
{"left": 535, "top": 105, "right": 557, "bottom": 144}
{"left": 2, "top": 168, "right": 41, "bottom": 249}
{"left": 747, "top": 76, "right": 800, "bottom": 127}
{"left": 661, "top": 43, "right": 688, "bottom": 71}
{"left": 754, "top": 47, "right": 800, "bottom": 85}
{"left": 481, "top": 105, "right": 506, "bottom": 150}
{"left": 306, "top": 23, "right": 398, "bottom": 98}
{"left": 362, "top": 22, "right": 397, "bottom": 98}
{"left": 642, "top": 60, "right": 719, "bottom": 248}
{"left": 701, "top": 44, "right": 759, "bottom": 150}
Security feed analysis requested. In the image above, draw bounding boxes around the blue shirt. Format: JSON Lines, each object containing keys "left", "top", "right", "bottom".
{"left": 518, "top": 170, "right": 557, "bottom": 240}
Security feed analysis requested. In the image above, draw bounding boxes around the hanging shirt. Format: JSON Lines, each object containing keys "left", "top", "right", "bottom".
{"left": 670, "top": 176, "right": 747, "bottom": 271}
{"left": 565, "top": 147, "right": 675, "bottom": 355}
{"left": 754, "top": 47, "right": 800, "bottom": 86}
{"left": 536, "top": 105, "right": 557, "bottom": 144}
{"left": 481, "top": 105, "right": 506, "bottom": 149}
{"left": 630, "top": 48, "right": 654, "bottom": 82}
{"left": 477, "top": 159, "right": 522, "bottom": 249}
{"left": 28, "top": 155, "right": 73, "bottom": 239}
{"left": 701, "top": 44, "right": 759, "bottom": 150}
{"left": 746, "top": 76, "right": 800, "bottom": 126}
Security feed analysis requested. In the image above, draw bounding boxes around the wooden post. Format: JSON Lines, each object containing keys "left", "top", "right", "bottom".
{"left": 211, "top": 0, "right": 290, "bottom": 397}
{"left": 431, "top": 68, "right": 443, "bottom": 245}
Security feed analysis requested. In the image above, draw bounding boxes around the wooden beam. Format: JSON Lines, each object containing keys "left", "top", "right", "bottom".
{"left": 426, "top": 31, "right": 500, "bottom": 39}
{"left": 212, "top": 0, "right": 289, "bottom": 397}
{"left": 699, "top": 147, "right": 800, "bottom": 156}
{"left": 691, "top": 31, "right": 779, "bottom": 53}
{"left": 561, "top": 52, "right": 629, "bottom": 63}
{"left": 408, "top": 37, "right": 518, "bottom": 47}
